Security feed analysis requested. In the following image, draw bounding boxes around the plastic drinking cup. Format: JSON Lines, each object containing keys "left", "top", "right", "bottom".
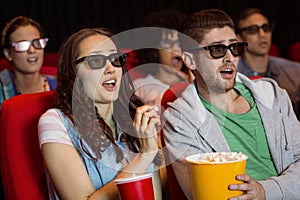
{"left": 114, "top": 173, "right": 155, "bottom": 200}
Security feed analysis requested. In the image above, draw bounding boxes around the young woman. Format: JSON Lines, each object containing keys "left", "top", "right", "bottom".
{"left": 38, "top": 28, "right": 163, "bottom": 199}
{"left": 0, "top": 16, "right": 57, "bottom": 106}
{"left": 133, "top": 8, "right": 194, "bottom": 106}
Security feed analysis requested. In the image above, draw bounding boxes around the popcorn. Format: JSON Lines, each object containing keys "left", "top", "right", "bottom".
{"left": 198, "top": 152, "right": 247, "bottom": 163}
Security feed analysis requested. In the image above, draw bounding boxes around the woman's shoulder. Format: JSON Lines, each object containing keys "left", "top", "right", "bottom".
{"left": 45, "top": 75, "right": 58, "bottom": 90}
{"left": 39, "top": 108, "right": 73, "bottom": 147}
{"left": 41, "top": 108, "right": 73, "bottom": 124}
{"left": 40, "top": 108, "right": 63, "bottom": 122}
{"left": 0, "top": 69, "right": 13, "bottom": 84}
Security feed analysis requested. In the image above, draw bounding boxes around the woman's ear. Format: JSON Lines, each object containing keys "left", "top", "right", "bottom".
{"left": 3, "top": 48, "right": 12, "bottom": 61}
{"left": 182, "top": 52, "right": 196, "bottom": 70}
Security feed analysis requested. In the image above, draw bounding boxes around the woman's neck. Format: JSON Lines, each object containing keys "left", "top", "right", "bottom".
{"left": 154, "top": 66, "right": 186, "bottom": 85}
{"left": 95, "top": 103, "right": 117, "bottom": 138}
{"left": 13, "top": 71, "right": 48, "bottom": 94}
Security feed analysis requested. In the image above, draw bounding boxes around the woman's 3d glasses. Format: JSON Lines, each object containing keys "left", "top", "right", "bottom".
{"left": 75, "top": 53, "right": 128, "bottom": 70}
{"left": 190, "top": 42, "right": 248, "bottom": 59}
{"left": 10, "top": 38, "right": 48, "bottom": 52}
{"left": 237, "top": 23, "right": 274, "bottom": 35}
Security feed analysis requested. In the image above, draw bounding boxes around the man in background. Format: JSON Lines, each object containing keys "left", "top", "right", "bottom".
{"left": 236, "top": 8, "right": 300, "bottom": 120}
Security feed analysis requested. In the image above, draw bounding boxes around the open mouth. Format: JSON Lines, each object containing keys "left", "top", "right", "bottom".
{"left": 220, "top": 68, "right": 234, "bottom": 75}
{"left": 27, "top": 57, "right": 38, "bottom": 63}
{"left": 102, "top": 79, "right": 116, "bottom": 87}
{"left": 172, "top": 56, "right": 182, "bottom": 66}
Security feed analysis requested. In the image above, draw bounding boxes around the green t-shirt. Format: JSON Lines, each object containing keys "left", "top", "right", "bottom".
{"left": 199, "top": 83, "right": 278, "bottom": 180}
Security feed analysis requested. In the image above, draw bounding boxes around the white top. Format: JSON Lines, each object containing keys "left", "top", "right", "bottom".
{"left": 134, "top": 74, "right": 169, "bottom": 105}
{"left": 38, "top": 109, "right": 73, "bottom": 148}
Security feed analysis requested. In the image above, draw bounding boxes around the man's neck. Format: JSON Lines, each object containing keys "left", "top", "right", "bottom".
{"left": 198, "top": 86, "right": 250, "bottom": 114}
{"left": 243, "top": 53, "right": 269, "bottom": 74}
{"left": 210, "top": 89, "right": 239, "bottom": 110}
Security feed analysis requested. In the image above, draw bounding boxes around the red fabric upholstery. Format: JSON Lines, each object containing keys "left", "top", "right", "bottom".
{"left": 0, "top": 91, "right": 55, "bottom": 200}
{"left": 269, "top": 43, "right": 280, "bottom": 57}
{"left": 121, "top": 49, "right": 140, "bottom": 71}
{"left": 0, "top": 58, "right": 13, "bottom": 72}
{"left": 249, "top": 75, "right": 264, "bottom": 80}
{"left": 121, "top": 49, "right": 146, "bottom": 80}
{"left": 161, "top": 82, "right": 189, "bottom": 110}
{"left": 287, "top": 41, "right": 300, "bottom": 62}
{"left": 39, "top": 66, "right": 57, "bottom": 77}
{"left": 161, "top": 82, "right": 189, "bottom": 200}
{"left": 43, "top": 52, "right": 58, "bottom": 66}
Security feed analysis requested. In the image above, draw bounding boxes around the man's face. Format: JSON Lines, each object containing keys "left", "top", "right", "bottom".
{"left": 193, "top": 26, "right": 240, "bottom": 93}
{"left": 237, "top": 13, "right": 272, "bottom": 57}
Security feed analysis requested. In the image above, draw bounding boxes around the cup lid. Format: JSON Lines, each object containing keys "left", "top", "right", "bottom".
{"left": 114, "top": 173, "right": 152, "bottom": 184}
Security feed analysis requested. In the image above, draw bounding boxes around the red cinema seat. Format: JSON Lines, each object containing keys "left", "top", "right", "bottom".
{"left": 269, "top": 43, "right": 280, "bottom": 57}
{"left": 39, "top": 65, "right": 57, "bottom": 77}
{"left": 0, "top": 58, "right": 13, "bottom": 72}
{"left": 161, "top": 82, "right": 189, "bottom": 200}
{"left": 287, "top": 41, "right": 300, "bottom": 62}
{"left": 0, "top": 91, "right": 55, "bottom": 200}
{"left": 43, "top": 52, "right": 59, "bottom": 66}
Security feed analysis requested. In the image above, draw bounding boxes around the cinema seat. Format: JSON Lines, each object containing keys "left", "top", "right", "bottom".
{"left": 161, "top": 82, "right": 189, "bottom": 200}
{"left": 0, "top": 91, "right": 55, "bottom": 200}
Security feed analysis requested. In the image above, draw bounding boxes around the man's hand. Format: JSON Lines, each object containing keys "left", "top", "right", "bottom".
{"left": 228, "top": 174, "right": 265, "bottom": 200}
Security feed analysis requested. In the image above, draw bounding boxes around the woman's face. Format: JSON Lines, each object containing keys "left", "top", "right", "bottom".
{"left": 76, "top": 34, "right": 123, "bottom": 104}
{"left": 4, "top": 25, "right": 44, "bottom": 74}
{"left": 157, "top": 30, "right": 183, "bottom": 72}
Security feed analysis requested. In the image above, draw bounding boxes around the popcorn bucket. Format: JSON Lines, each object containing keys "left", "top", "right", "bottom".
{"left": 185, "top": 152, "right": 247, "bottom": 200}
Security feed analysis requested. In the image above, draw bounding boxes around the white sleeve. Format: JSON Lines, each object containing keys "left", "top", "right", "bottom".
{"left": 38, "top": 109, "right": 73, "bottom": 148}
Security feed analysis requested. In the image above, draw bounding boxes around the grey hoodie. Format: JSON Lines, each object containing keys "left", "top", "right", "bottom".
{"left": 163, "top": 73, "right": 300, "bottom": 200}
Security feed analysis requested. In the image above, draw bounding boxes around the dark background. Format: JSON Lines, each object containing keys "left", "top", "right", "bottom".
{"left": 1, "top": 0, "right": 300, "bottom": 58}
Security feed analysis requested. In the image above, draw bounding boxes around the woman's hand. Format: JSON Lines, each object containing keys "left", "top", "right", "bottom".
{"left": 228, "top": 174, "right": 266, "bottom": 200}
{"left": 133, "top": 105, "right": 161, "bottom": 153}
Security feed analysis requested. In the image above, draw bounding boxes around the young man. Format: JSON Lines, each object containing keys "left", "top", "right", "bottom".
{"left": 163, "top": 9, "right": 300, "bottom": 200}
{"left": 236, "top": 8, "right": 300, "bottom": 120}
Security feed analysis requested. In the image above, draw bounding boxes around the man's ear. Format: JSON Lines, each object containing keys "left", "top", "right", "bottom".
{"left": 182, "top": 51, "right": 196, "bottom": 70}
{"left": 3, "top": 48, "right": 12, "bottom": 61}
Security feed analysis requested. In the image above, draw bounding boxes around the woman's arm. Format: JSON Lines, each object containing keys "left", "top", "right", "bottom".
{"left": 41, "top": 143, "right": 98, "bottom": 200}
{"left": 42, "top": 137, "right": 164, "bottom": 200}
